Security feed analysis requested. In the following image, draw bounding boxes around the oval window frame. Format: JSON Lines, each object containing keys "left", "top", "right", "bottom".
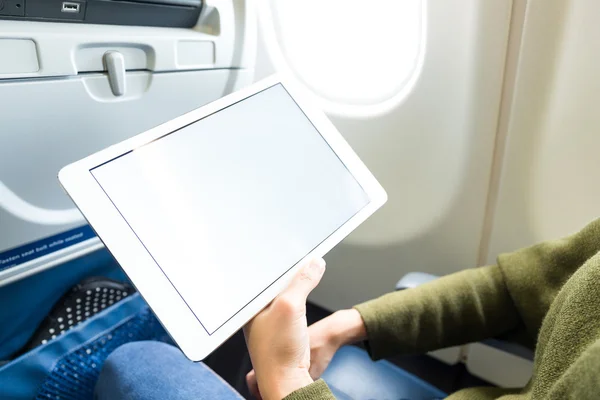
{"left": 256, "top": 0, "right": 428, "bottom": 118}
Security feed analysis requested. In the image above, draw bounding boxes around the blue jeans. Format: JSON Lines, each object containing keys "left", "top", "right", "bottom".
{"left": 94, "top": 341, "right": 243, "bottom": 399}
{"left": 95, "top": 341, "right": 446, "bottom": 400}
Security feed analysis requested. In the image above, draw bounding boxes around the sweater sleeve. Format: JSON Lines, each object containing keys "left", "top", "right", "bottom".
{"left": 283, "top": 379, "right": 336, "bottom": 400}
{"left": 353, "top": 218, "right": 600, "bottom": 360}
{"left": 497, "top": 218, "right": 600, "bottom": 341}
{"left": 353, "top": 264, "right": 521, "bottom": 360}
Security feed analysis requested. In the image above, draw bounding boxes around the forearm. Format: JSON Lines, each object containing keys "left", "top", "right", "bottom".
{"left": 314, "top": 308, "right": 367, "bottom": 348}
{"left": 353, "top": 265, "right": 522, "bottom": 359}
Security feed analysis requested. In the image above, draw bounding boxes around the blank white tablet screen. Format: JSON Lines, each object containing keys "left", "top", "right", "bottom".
{"left": 91, "top": 84, "right": 369, "bottom": 334}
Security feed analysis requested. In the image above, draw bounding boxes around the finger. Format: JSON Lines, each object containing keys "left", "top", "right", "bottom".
{"left": 246, "top": 370, "right": 262, "bottom": 400}
{"left": 282, "top": 258, "right": 326, "bottom": 304}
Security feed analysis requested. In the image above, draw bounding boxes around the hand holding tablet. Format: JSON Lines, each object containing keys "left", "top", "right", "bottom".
{"left": 244, "top": 258, "right": 326, "bottom": 399}
{"left": 59, "top": 76, "right": 387, "bottom": 360}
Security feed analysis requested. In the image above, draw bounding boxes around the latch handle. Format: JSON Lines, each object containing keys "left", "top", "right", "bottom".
{"left": 103, "top": 51, "right": 126, "bottom": 97}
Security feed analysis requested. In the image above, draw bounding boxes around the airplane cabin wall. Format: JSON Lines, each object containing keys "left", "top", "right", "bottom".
{"left": 257, "top": 0, "right": 600, "bottom": 314}
{"left": 468, "top": 0, "right": 600, "bottom": 386}
{"left": 255, "top": 1, "right": 600, "bottom": 382}
{"left": 254, "top": 0, "right": 513, "bottom": 310}
{"left": 485, "top": 0, "right": 600, "bottom": 262}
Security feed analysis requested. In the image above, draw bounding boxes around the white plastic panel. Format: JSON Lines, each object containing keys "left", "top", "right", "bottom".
{"left": 486, "top": 0, "right": 600, "bottom": 261}
{"left": 0, "top": 0, "right": 256, "bottom": 285}
{"left": 466, "top": 343, "right": 532, "bottom": 387}
{"left": 0, "top": 68, "right": 252, "bottom": 250}
{"left": 0, "top": 0, "right": 256, "bottom": 79}
{"left": 0, "top": 67, "right": 256, "bottom": 284}
{"left": 0, "top": 39, "right": 39, "bottom": 74}
{"left": 428, "top": 347, "right": 463, "bottom": 366}
{"left": 468, "top": 0, "right": 600, "bottom": 387}
{"left": 176, "top": 41, "right": 216, "bottom": 67}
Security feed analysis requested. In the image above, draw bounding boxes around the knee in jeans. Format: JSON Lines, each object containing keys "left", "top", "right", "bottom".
{"left": 108, "top": 341, "right": 173, "bottom": 363}
{"left": 100, "top": 341, "right": 175, "bottom": 382}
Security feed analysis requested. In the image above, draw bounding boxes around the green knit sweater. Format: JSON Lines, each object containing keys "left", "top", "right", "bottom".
{"left": 286, "top": 218, "right": 600, "bottom": 399}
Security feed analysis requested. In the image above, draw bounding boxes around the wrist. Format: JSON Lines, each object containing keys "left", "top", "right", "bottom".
{"left": 262, "top": 369, "right": 313, "bottom": 400}
{"left": 328, "top": 309, "right": 367, "bottom": 347}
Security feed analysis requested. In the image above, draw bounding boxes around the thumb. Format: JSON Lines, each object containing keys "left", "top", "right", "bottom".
{"left": 282, "top": 258, "right": 326, "bottom": 303}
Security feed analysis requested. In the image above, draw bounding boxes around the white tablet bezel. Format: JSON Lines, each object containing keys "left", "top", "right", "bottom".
{"left": 58, "top": 75, "right": 387, "bottom": 361}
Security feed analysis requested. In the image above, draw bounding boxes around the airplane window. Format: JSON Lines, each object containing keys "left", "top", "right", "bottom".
{"left": 257, "top": 0, "right": 426, "bottom": 117}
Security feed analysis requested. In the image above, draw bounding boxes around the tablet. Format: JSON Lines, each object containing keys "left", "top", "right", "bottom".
{"left": 59, "top": 76, "right": 387, "bottom": 361}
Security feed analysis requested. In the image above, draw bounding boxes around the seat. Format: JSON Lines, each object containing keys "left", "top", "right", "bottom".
{"left": 322, "top": 345, "right": 446, "bottom": 400}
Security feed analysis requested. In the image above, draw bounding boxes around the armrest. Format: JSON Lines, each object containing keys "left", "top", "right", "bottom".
{"left": 395, "top": 272, "right": 439, "bottom": 291}
{"left": 394, "top": 272, "right": 534, "bottom": 361}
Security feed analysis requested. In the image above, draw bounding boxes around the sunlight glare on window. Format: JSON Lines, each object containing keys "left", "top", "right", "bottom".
{"left": 258, "top": 0, "right": 426, "bottom": 117}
